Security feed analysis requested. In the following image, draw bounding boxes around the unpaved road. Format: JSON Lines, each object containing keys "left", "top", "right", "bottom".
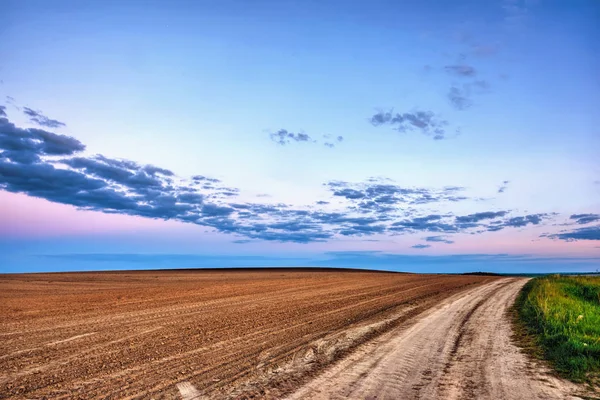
{"left": 287, "top": 278, "right": 595, "bottom": 400}
{"left": 0, "top": 269, "right": 494, "bottom": 399}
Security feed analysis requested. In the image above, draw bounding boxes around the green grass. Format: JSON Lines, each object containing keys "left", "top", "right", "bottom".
{"left": 516, "top": 275, "right": 600, "bottom": 381}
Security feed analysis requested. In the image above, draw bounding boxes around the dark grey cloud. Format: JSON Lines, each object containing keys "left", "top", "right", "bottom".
{"left": 270, "top": 129, "right": 313, "bottom": 145}
{"left": 481, "top": 214, "right": 551, "bottom": 232}
{"left": 332, "top": 187, "right": 366, "bottom": 200}
{"left": 569, "top": 214, "right": 600, "bottom": 225}
{"left": 201, "top": 204, "right": 235, "bottom": 217}
{"left": 547, "top": 225, "right": 600, "bottom": 241}
{"left": 412, "top": 244, "right": 431, "bottom": 249}
{"left": 455, "top": 211, "right": 508, "bottom": 224}
{"left": 444, "top": 64, "right": 476, "bottom": 77}
{"left": 369, "top": 110, "right": 451, "bottom": 140}
{"left": 0, "top": 106, "right": 6, "bottom": 117}
{"left": 22, "top": 107, "right": 66, "bottom": 128}
{"left": 502, "top": 213, "right": 546, "bottom": 228}
{"left": 390, "top": 220, "right": 458, "bottom": 234}
{"left": 338, "top": 224, "right": 387, "bottom": 236}
{"left": 0, "top": 117, "right": 85, "bottom": 164}
{"left": 424, "top": 235, "right": 455, "bottom": 244}
{"left": 61, "top": 156, "right": 173, "bottom": 191}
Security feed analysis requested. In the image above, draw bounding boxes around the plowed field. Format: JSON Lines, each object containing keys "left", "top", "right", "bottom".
{"left": 0, "top": 269, "right": 495, "bottom": 399}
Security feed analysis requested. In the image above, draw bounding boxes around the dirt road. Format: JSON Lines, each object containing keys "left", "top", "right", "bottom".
{"left": 286, "top": 278, "right": 592, "bottom": 400}
{"left": 0, "top": 269, "right": 494, "bottom": 399}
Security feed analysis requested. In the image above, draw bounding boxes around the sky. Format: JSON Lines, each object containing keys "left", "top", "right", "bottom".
{"left": 1, "top": 0, "right": 599, "bottom": 273}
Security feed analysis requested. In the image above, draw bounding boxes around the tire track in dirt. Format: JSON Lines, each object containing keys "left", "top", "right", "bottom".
{"left": 286, "top": 278, "right": 595, "bottom": 400}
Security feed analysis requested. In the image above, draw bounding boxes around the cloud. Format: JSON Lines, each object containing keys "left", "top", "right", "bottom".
{"left": 486, "top": 213, "right": 552, "bottom": 232}
{"left": 61, "top": 155, "right": 173, "bottom": 189}
{"left": 447, "top": 81, "right": 491, "bottom": 110}
{"left": 570, "top": 214, "right": 600, "bottom": 225}
{"left": 412, "top": 244, "right": 431, "bottom": 249}
{"left": 424, "top": 235, "right": 455, "bottom": 244}
{"left": 271, "top": 129, "right": 343, "bottom": 148}
{"left": 547, "top": 225, "right": 600, "bottom": 241}
{"left": 391, "top": 219, "right": 458, "bottom": 234}
{"left": 0, "top": 106, "right": 6, "bottom": 117}
{"left": 326, "top": 179, "right": 468, "bottom": 210}
{"left": 270, "top": 129, "right": 313, "bottom": 146}
{"left": 0, "top": 112, "right": 562, "bottom": 244}
{"left": 0, "top": 117, "right": 85, "bottom": 164}
{"left": 444, "top": 64, "right": 477, "bottom": 77}
{"left": 448, "top": 86, "right": 473, "bottom": 110}
{"left": 322, "top": 134, "right": 344, "bottom": 148}
{"left": 498, "top": 180, "right": 509, "bottom": 193}
{"left": 455, "top": 211, "right": 508, "bottom": 224}
{"left": 369, "top": 110, "right": 452, "bottom": 140}
{"left": 502, "top": 214, "right": 546, "bottom": 227}
{"left": 270, "top": 129, "right": 313, "bottom": 145}
{"left": 22, "top": 107, "right": 66, "bottom": 128}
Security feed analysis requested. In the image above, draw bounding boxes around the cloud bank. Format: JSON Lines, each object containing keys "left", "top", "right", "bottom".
{"left": 0, "top": 111, "right": 568, "bottom": 244}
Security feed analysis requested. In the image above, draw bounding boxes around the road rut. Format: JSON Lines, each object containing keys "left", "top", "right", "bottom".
{"left": 286, "top": 278, "right": 593, "bottom": 400}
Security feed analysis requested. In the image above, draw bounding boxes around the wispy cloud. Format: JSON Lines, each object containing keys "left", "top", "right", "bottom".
{"left": 424, "top": 235, "right": 455, "bottom": 244}
{"left": 444, "top": 64, "right": 477, "bottom": 77}
{"left": 23, "top": 107, "right": 66, "bottom": 128}
{"left": 498, "top": 180, "right": 510, "bottom": 193}
{"left": 447, "top": 80, "right": 491, "bottom": 110}
{"left": 412, "top": 244, "right": 431, "bottom": 249}
{"left": 448, "top": 86, "right": 473, "bottom": 110}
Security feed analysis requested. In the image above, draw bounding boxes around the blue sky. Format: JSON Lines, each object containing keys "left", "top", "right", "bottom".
{"left": 1, "top": 0, "right": 599, "bottom": 273}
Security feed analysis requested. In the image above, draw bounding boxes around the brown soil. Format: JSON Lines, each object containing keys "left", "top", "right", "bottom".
{"left": 0, "top": 269, "right": 493, "bottom": 399}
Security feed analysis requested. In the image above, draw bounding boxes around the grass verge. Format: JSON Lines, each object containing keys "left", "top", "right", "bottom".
{"left": 515, "top": 275, "right": 600, "bottom": 382}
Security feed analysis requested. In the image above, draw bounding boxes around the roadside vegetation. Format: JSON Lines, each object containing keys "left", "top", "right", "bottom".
{"left": 516, "top": 275, "right": 600, "bottom": 381}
